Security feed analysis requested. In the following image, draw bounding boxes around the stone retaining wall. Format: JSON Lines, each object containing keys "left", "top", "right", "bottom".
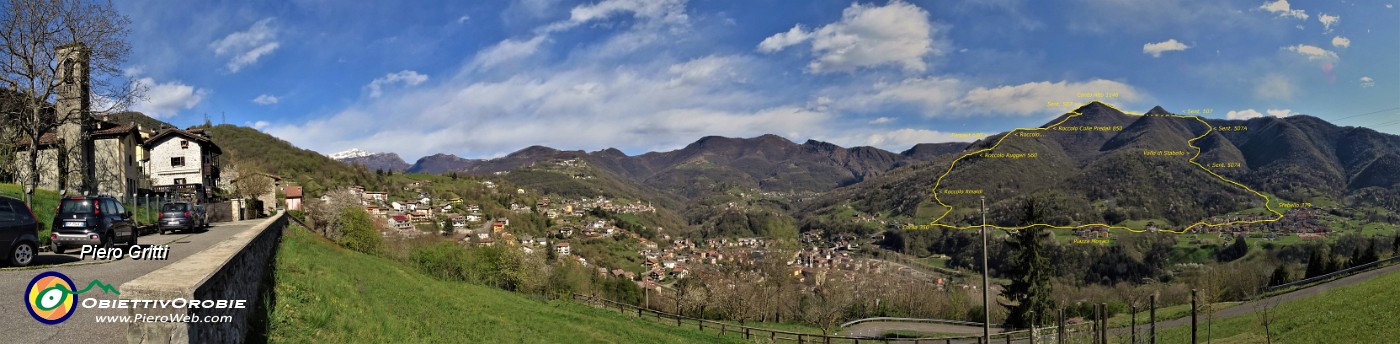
{"left": 121, "top": 211, "right": 287, "bottom": 343}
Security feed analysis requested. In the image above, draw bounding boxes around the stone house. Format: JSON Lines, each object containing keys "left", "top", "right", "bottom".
{"left": 143, "top": 128, "right": 221, "bottom": 202}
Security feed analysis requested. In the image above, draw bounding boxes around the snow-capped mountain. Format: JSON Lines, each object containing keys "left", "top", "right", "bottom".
{"left": 329, "top": 148, "right": 375, "bottom": 160}
{"left": 330, "top": 148, "right": 411, "bottom": 172}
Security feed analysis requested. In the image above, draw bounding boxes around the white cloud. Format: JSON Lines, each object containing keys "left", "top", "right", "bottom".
{"left": 131, "top": 78, "right": 208, "bottom": 118}
{"left": 1331, "top": 36, "right": 1350, "bottom": 48}
{"left": 1255, "top": 74, "right": 1295, "bottom": 99}
{"left": 252, "top": 121, "right": 270, "bottom": 130}
{"left": 861, "top": 77, "right": 964, "bottom": 113}
{"left": 1226, "top": 109, "right": 1264, "bottom": 119}
{"left": 1318, "top": 13, "right": 1339, "bottom": 32}
{"left": 756, "top": 25, "right": 811, "bottom": 53}
{"left": 869, "top": 117, "right": 895, "bottom": 124}
{"left": 1360, "top": 76, "right": 1375, "bottom": 88}
{"left": 457, "top": 15, "right": 471, "bottom": 24}
{"left": 267, "top": 57, "right": 832, "bottom": 158}
{"left": 861, "top": 128, "right": 962, "bottom": 148}
{"left": 666, "top": 55, "right": 742, "bottom": 87}
{"left": 1260, "top": 0, "right": 1308, "bottom": 20}
{"left": 252, "top": 94, "right": 279, "bottom": 105}
{"left": 1143, "top": 39, "right": 1190, "bottom": 57}
{"left": 209, "top": 18, "right": 280, "bottom": 73}
{"left": 1286, "top": 44, "right": 1338, "bottom": 61}
{"left": 759, "top": 0, "right": 938, "bottom": 73}
{"left": 955, "top": 79, "right": 1142, "bottom": 116}
{"left": 850, "top": 78, "right": 1143, "bottom": 117}
{"left": 542, "top": 0, "right": 688, "bottom": 33}
{"left": 470, "top": 35, "right": 548, "bottom": 69}
{"left": 366, "top": 70, "right": 429, "bottom": 98}
{"left": 1226, "top": 108, "right": 1292, "bottom": 119}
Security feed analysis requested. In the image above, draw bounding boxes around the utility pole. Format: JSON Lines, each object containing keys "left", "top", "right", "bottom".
{"left": 982, "top": 195, "right": 991, "bottom": 343}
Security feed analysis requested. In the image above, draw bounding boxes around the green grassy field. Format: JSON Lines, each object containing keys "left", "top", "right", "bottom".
{"left": 267, "top": 225, "right": 740, "bottom": 343}
{"left": 1106, "top": 302, "right": 1241, "bottom": 328}
{"left": 1156, "top": 267, "right": 1400, "bottom": 343}
{"left": 0, "top": 183, "right": 60, "bottom": 243}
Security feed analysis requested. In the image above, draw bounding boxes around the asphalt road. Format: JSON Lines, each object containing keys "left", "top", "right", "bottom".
{"left": 1, "top": 218, "right": 265, "bottom": 344}
{"left": 842, "top": 321, "right": 1004, "bottom": 338}
{"left": 1114, "top": 261, "right": 1400, "bottom": 337}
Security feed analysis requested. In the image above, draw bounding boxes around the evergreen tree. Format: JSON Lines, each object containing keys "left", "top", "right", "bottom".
{"left": 1393, "top": 233, "right": 1400, "bottom": 257}
{"left": 1305, "top": 249, "right": 1328, "bottom": 279}
{"left": 1349, "top": 247, "right": 1365, "bottom": 269}
{"left": 1268, "top": 265, "right": 1290, "bottom": 286}
{"left": 1360, "top": 240, "right": 1379, "bottom": 266}
{"left": 1217, "top": 234, "right": 1249, "bottom": 261}
{"left": 1324, "top": 254, "right": 1342, "bottom": 274}
{"left": 1002, "top": 199, "right": 1056, "bottom": 328}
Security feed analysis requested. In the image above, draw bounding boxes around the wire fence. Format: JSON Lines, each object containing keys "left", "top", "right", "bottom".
{"left": 573, "top": 293, "right": 1097, "bottom": 344}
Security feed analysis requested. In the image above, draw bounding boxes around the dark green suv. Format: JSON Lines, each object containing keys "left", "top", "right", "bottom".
{"left": 50, "top": 195, "right": 138, "bottom": 253}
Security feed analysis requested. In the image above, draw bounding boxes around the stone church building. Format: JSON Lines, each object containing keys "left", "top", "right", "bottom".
{"left": 12, "top": 43, "right": 220, "bottom": 200}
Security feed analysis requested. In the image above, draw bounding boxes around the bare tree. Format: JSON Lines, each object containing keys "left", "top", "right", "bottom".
{"left": 1252, "top": 294, "right": 1281, "bottom": 344}
{"left": 231, "top": 165, "right": 273, "bottom": 199}
{"left": 803, "top": 278, "right": 854, "bottom": 336}
{"left": 0, "top": 0, "right": 136, "bottom": 204}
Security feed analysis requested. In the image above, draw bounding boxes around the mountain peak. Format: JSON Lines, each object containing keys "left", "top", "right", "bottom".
{"left": 754, "top": 134, "right": 791, "bottom": 143}
{"left": 507, "top": 145, "right": 560, "bottom": 158}
{"left": 1074, "top": 101, "right": 1117, "bottom": 114}
{"left": 329, "top": 148, "right": 374, "bottom": 159}
{"left": 1147, "top": 105, "right": 1172, "bottom": 115}
{"left": 593, "top": 147, "right": 627, "bottom": 157}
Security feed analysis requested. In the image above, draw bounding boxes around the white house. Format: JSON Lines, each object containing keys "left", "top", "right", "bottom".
{"left": 554, "top": 242, "right": 571, "bottom": 256}
{"left": 143, "top": 128, "right": 221, "bottom": 201}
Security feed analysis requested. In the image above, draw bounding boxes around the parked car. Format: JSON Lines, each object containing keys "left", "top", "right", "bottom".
{"left": 193, "top": 204, "right": 209, "bottom": 228}
{"left": 1, "top": 195, "right": 41, "bottom": 267}
{"left": 158, "top": 202, "right": 204, "bottom": 234}
{"left": 51, "top": 195, "right": 138, "bottom": 253}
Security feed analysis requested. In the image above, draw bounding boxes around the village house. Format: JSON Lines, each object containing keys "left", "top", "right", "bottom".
{"left": 554, "top": 242, "right": 571, "bottom": 255}
{"left": 390, "top": 215, "right": 412, "bottom": 229}
{"left": 363, "top": 191, "right": 388, "bottom": 202}
{"left": 144, "top": 127, "right": 222, "bottom": 202}
{"left": 284, "top": 186, "right": 303, "bottom": 211}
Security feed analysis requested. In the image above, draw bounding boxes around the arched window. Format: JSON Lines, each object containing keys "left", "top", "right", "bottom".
{"left": 62, "top": 58, "right": 76, "bottom": 84}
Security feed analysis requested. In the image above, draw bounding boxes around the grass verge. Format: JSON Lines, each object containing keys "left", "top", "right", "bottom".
{"left": 1155, "top": 266, "right": 1400, "bottom": 343}
{"left": 267, "top": 225, "right": 739, "bottom": 343}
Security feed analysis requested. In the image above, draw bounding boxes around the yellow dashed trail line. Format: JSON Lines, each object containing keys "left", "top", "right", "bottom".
{"left": 906, "top": 101, "right": 1284, "bottom": 234}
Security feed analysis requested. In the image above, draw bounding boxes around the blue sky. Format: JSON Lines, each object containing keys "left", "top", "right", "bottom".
{"left": 114, "top": 0, "right": 1399, "bottom": 160}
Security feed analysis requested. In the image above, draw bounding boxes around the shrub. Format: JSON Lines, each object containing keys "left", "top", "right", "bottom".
{"left": 336, "top": 208, "right": 384, "bottom": 256}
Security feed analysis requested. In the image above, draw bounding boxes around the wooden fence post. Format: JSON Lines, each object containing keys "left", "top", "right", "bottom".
{"left": 1150, "top": 295, "right": 1157, "bottom": 344}
{"left": 1091, "top": 305, "right": 1099, "bottom": 344}
{"left": 1099, "top": 304, "right": 1108, "bottom": 344}
{"left": 1131, "top": 304, "right": 1137, "bottom": 344}
{"left": 1058, "top": 309, "right": 1066, "bottom": 344}
{"left": 1191, "top": 289, "right": 1199, "bottom": 344}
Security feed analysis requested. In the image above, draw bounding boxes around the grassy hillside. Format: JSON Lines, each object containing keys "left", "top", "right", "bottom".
{"left": 268, "top": 225, "right": 739, "bottom": 343}
{"left": 0, "top": 183, "right": 61, "bottom": 243}
{"left": 205, "top": 124, "right": 372, "bottom": 196}
{"left": 1157, "top": 267, "right": 1400, "bottom": 343}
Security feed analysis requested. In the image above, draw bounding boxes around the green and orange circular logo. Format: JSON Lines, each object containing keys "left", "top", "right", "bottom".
{"left": 26, "top": 271, "right": 77, "bottom": 325}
